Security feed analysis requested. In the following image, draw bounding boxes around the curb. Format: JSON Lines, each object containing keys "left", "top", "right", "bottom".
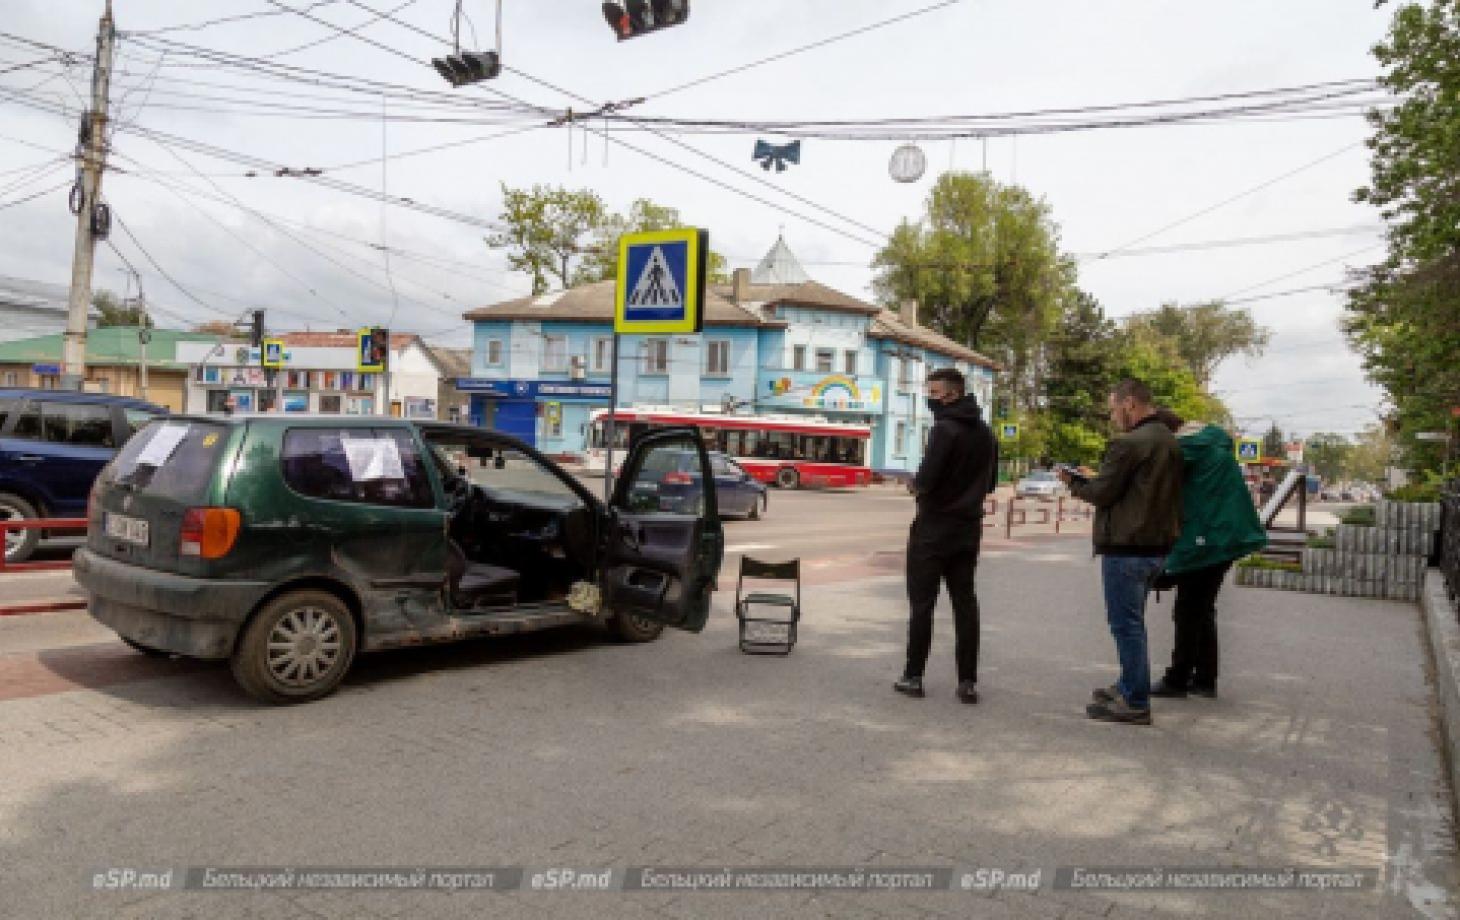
{"left": 1420, "top": 571, "right": 1460, "bottom": 814}
{"left": 0, "top": 598, "right": 87, "bottom": 617}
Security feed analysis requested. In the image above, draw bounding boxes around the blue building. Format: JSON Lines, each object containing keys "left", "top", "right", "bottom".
{"left": 460, "top": 238, "right": 997, "bottom": 475}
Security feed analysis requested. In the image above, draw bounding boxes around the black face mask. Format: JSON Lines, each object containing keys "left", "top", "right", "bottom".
{"left": 926, "top": 397, "right": 945, "bottom": 414}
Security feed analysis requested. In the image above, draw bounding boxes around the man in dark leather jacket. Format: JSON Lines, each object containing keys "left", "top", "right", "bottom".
{"left": 1059, "top": 378, "right": 1182, "bottom": 725}
{"left": 894, "top": 368, "right": 998, "bottom": 704}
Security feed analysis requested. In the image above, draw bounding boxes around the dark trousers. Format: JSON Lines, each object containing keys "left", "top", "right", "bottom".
{"left": 1164, "top": 560, "right": 1232, "bottom": 690}
{"left": 904, "top": 518, "right": 981, "bottom": 682}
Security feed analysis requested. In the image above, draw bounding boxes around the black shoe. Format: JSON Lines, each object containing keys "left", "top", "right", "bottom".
{"left": 1150, "top": 678, "right": 1188, "bottom": 699}
{"left": 1189, "top": 684, "right": 1218, "bottom": 699}
{"left": 894, "top": 675, "right": 925, "bottom": 698}
{"left": 956, "top": 680, "right": 979, "bottom": 704}
{"left": 1086, "top": 697, "right": 1152, "bottom": 725}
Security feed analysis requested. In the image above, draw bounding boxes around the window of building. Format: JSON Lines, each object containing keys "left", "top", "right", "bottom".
{"left": 485, "top": 339, "right": 504, "bottom": 367}
{"left": 844, "top": 351, "right": 857, "bottom": 375}
{"left": 643, "top": 338, "right": 669, "bottom": 375}
{"left": 281, "top": 427, "right": 433, "bottom": 508}
{"left": 2, "top": 372, "right": 16, "bottom": 386}
{"left": 894, "top": 421, "right": 907, "bottom": 457}
{"left": 705, "top": 340, "right": 731, "bottom": 376}
{"left": 814, "top": 349, "right": 834, "bottom": 373}
{"left": 591, "top": 337, "right": 613, "bottom": 374}
{"left": 542, "top": 335, "right": 567, "bottom": 372}
{"left": 792, "top": 345, "right": 806, "bottom": 371}
{"left": 319, "top": 394, "right": 343, "bottom": 414}
{"left": 545, "top": 409, "right": 563, "bottom": 438}
{"left": 897, "top": 356, "right": 915, "bottom": 389}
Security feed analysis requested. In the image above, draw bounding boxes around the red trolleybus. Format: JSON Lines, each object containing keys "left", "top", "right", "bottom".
{"left": 586, "top": 407, "right": 872, "bottom": 488}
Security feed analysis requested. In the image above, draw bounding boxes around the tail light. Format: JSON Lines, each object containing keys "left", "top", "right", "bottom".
{"left": 661, "top": 471, "right": 692, "bottom": 485}
{"left": 180, "top": 507, "right": 241, "bottom": 559}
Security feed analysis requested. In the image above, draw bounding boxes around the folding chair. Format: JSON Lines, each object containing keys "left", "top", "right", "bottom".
{"left": 735, "top": 557, "right": 801, "bottom": 655}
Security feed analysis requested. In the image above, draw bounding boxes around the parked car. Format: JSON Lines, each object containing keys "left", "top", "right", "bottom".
{"left": 75, "top": 416, "right": 724, "bottom": 704}
{"left": 0, "top": 388, "right": 166, "bottom": 562}
{"left": 1015, "top": 469, "right": 1067, "bottom": 501}
{"left": 627, "top": 449, "right": 768, "bottom": 520}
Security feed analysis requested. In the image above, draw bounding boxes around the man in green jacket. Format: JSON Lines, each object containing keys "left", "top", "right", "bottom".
{"left": 1059, "top": 379, "right": 1183, "bottom": 725}
{"left": 1150, "top": 410, "right": 1267, "bottom": 699}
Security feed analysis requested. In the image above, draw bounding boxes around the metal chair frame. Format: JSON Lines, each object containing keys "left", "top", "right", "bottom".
{"left": 734, "top": 556, "right": 801, "bottom": 655}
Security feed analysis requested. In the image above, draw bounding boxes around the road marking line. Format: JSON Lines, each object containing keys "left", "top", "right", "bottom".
{"left": 725, "top": 543, "right": 776, "bottom": 553}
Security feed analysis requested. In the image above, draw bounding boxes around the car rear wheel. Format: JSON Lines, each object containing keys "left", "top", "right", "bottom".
{"left": 609, "top": 611, "right": 665, "bottom": 642}
{"left": 0, "top": 493, "right": 40, "bottom": 564}
{"left": 747, "top": 499, "right": 761, "bottom": 520}
{"left": 776, "top": 467, "right": 799, "bottom": 489}
{"left": 231, "top": 591, "right": 357, "bottom": 704}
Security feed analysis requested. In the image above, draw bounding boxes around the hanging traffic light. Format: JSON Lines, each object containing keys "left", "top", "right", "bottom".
{"left": 602, "top": 0, "right": 688, "bottom": 40}
{"left": 431, "top": 50, "right": 501, "bottom": 87}
{"left": 250, "top": 309, "right": 265, "bottom": 348}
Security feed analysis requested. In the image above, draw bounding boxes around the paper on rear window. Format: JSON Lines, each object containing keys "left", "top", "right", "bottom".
{"left": 108, "top": 420, "right": 230, "bottom": 503}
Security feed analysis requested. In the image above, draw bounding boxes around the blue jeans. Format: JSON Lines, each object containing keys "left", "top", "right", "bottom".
{"left": 1100, "top": 555, "right": 1164, "bottom": 710}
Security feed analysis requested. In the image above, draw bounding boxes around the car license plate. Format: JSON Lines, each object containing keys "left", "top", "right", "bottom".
{"left": 105, "top": 512, "right": 149, "bottom": 547}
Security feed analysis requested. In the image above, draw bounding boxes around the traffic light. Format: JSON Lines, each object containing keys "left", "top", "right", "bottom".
{"left": 431, "top": 50, "right": 501, "bottom": 87}
{"left": 369, "top": 327, "right": 390, "bottom": 371}
{"left": 250, "top": 309, "right": 265, "bottom": 348}
{"left": 602, "top": 0, "right": 689, "bottom": 40}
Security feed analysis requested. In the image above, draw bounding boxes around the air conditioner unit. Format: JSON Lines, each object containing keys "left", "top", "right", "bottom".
{"left": 569, "top": 355, "right": 587, "bottom": 380}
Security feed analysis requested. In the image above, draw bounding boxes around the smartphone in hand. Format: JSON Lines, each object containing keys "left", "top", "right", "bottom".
{"left": 1056, "top": 463, "right": 1090, "bottom": 484}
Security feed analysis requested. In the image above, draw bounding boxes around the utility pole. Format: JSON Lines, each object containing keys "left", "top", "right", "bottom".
{"left": 136, "top": 280, "right": 150, "bottom": 402}
{"left": 62, "top": 1, "right": 115, "bottom": 390}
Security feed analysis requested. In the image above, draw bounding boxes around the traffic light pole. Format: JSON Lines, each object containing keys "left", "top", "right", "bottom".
{"left": 604, "top": 333, "right": 619, "bottom": 503}
{"left": 61, "top": 0, "right": 115, "bottom": 391}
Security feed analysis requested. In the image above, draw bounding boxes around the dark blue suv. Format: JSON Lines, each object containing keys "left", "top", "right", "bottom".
{"left": 0, "top": 389, "right": 165, "bottom": 562}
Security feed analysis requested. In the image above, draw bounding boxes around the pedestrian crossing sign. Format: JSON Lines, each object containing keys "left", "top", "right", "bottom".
{"left": 999, "top": 422, "right": 1019, "bottom": 441}
{"left": 615, "top": 228, "right": 707, "bottom": 334}
{"left": 1236, "top": 438, "right": 1262, "bottom": 462}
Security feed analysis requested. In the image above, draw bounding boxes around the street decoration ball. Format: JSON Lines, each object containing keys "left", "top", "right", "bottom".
{"left": 889, "top": 144, "right": 927, "bottom": 183}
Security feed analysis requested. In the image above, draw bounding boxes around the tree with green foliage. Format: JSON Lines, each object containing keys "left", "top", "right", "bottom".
{"left": 1304, "top": 432, "right": 1354, "bottom": 482}
{"left": 1347, "top": 423, "right": 1395, "bottom": 483}
{"left": 1344, "top": 0, "right": 1460, "bottom": 475}
{"left": 1123, "top": 301, "right": 1270, "bottom": 390}
{"left": 1261, "top": 422, "right": 1287, "bottom": 461}
{"left": 488, "top": 185, "right": 607, "bottom": 295}
{"left": 1043, "top": 292, "right": 1123, "bottom": 465}
{"left": 872, "top": 172, "right": 1073, "bottom": 413}
{"left": 490, "top": 187, "right": 729, "bottom": 295}
{"left": 92, "top": 289, "right": 149, "bottom": 328}
{"left": 580, "top": 198, "right": 729, "bottom": 285}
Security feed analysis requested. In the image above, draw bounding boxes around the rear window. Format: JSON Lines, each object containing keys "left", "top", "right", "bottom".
{"left": 640, "top": 450, "right": 695, "bottom": 474}
{"left": 108, "top": 420, "right": 229, "bottom": 503}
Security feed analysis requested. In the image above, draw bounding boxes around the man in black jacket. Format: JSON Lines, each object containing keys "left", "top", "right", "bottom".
{"left": 895, "top": 368, "right": 998, "bottom": 704}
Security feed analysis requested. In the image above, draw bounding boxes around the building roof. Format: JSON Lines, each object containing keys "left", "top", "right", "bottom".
{"left": 868, "top": 309, "right": 999, "bottom": 369}
{"left": 428, "top": 346, "right": 472, "bottom": 378}
{"left": 0, "top": 327, "right": 224, "bottom": 370}
{"left": 463, "top": 279, "right": 767, "bottom": 326}
{"left": 0, "top": 275, "right": 71, "bottom": 314}
{"left": 712, "top": 279, "right": 882, "bottom": 317}
{"left": 750, "top": 235, "right": 811, "bottom": 284}
{"left": 280, "top": 331, "right": 422, "bottom": 349}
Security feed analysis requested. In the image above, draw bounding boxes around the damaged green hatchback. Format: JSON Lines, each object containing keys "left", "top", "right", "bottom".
{"left": 74, "top": 416, "right": 724, "bottom": 704}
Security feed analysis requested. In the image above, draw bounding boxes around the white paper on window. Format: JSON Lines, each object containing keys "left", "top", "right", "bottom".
{"left": 135, "top": 423, "right": 190, "bottom": 468}
{"left": 341, "top": 435, "right": 404, "bottom": 481}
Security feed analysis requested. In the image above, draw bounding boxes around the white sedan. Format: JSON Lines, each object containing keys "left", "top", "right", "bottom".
{"left": 1016, "top": 470, "right": 1068, "bottom": 501}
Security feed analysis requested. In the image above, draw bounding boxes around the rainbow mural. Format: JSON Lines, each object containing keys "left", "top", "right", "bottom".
{"left": 806, "top": 374, "right": 861, "bottom": 408}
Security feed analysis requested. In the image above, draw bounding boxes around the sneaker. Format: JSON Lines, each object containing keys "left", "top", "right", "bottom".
{"left": 1091, "top": 683, "right": 1121, "bottom": 704}
{"left": 1086, "top": 696, "right": 1152, "bottom": 725}
{"left": 1150, "top": 678, "right": 1188, "bottom": 699}
{"left": 956, "top": 680, "right": 979, "bottom": 704}
{"left": 893, "top": 675, "right": 925, "bottom": 698}
{"left": 1189, "top": 684, "right": 1218, "bottom": 699}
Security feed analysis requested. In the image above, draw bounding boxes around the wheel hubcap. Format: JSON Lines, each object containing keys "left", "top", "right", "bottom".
{"left": 0, "top": 506, "right": 23, "bottom": 557}
{"left": 265, "top": 606, "right": 343, "bottom": 688}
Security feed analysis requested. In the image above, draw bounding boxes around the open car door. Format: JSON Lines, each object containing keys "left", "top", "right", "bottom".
{"left": 603, "top": 427, "right": 724, "bottom": 632}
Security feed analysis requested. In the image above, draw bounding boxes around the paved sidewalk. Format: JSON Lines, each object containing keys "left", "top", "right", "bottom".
{"left": 0, "top": 537, "right": 1454, "bottom": 919}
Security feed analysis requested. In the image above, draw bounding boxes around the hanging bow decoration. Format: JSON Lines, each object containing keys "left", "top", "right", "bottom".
{"left": 753, "top": 139, "right": 801, "bottom": 172}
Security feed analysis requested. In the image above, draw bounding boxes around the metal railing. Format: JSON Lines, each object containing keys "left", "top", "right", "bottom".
{"left": 1443, "top": 480, "right": 1460, "bottom": 608}
{"left": 0, "top": 517, "right": 88, "bottom": 572}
